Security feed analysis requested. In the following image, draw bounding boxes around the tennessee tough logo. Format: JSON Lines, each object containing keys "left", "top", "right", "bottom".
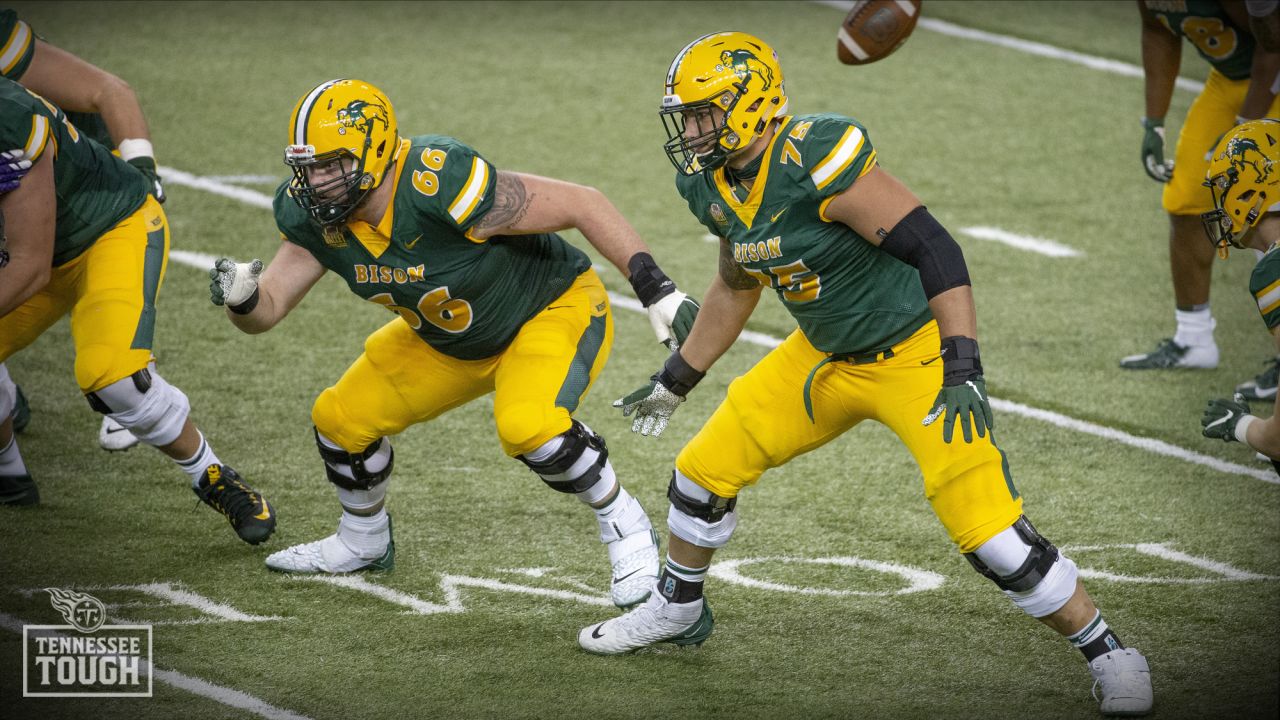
{"left": 720, "top": 49, "right": 773, "bottom": 91}
{"left": 336, "top": 99, "right": 389, "bottom": 136}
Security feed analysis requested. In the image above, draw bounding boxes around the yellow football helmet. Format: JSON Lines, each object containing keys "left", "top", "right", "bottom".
{"left": 660, "top": 32, "right": 788, "bottom": 175}
{"left": 1202, "top": 118, "right": 1280, "bottom": 252}
{"left": 285, "top": 78, "right": 400, "bottom": 225}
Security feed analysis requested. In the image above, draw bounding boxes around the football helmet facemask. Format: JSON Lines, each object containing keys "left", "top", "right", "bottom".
{"left": 1202, "top": 118, "right": 1280, "bottom": 252}
{"left": 660, "top": 32, "right": 787, "bottom": 176}
{"left": 285, "top": 79, "right": 400, "bottom": 226}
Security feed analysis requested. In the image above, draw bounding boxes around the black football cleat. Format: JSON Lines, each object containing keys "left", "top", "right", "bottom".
{"left": 193, "top": 464, "right": 276, "bottom": 545}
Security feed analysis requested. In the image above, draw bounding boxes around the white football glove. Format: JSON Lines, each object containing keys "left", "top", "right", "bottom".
{"left": 646, "top": 291, "right": 700, "bottom": 350}
{"left": 209, "top": 258, "right": 264, "bottom": 308}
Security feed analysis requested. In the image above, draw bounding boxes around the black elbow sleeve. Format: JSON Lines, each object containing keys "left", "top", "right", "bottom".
{"left": 877, "top": 206, "right": 970, "bottom": 300}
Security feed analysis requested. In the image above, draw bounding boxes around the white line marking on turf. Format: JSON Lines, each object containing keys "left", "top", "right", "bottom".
{"left": 960, "top": 226, "right": 1083, "bottom": 258}
{"left": 1065, "top": 542, "right": 1280, "bottom": 583}
{"left": 160, "top": 166, "right": 274, "bottom": 209}
{"left": 203, "top": 174, "right": 281, "bottom": 184}
{"left": 295, "top": 573, "right": 612, "bottom": 616}
{"left": 16, "top": 583, "right": 284, "bottom": 622}
{"left": 0, "top": 611, "right": 313, "bottom": 720}
{"left": 813, "top": 0, "right": 1204, "bottom": 93}
{"left": 158, "top": 175, "right": 1274, "bottom": 484}
{"left": 710, "top": 556, "right": 946, "bottom": 596}
{"left": 992, "top": 398, "right": 1279, "bottom": 484}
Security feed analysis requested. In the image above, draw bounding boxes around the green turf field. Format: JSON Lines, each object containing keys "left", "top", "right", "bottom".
{"left": 1, "top": 1, "right": 1277, "bottom": 718}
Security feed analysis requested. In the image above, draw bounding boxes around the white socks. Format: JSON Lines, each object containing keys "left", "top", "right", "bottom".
{"left": 1173, "top": 307, "right": 1216, "bottom": 349}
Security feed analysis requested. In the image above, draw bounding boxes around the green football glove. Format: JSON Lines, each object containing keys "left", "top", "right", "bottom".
{"left": 1201, "top": 394, "right": 1252, "bottom": 442}
{"left": 1141, "top": 117, "right": 1173, "bottom": 183}
{"left": 614, "top": 377, "right": 685, "bottom": 437}
{"left": 647, "top": 291, "right": 700, "bottom": 350}
{"left": 126, "top": 156, "right": 166, "bottom": 204}
{"left": 209, "top": 257, "right": 264, "bottom": 313}
{"left": 922, "top": 336, "right": 994, "bottom": 444}
{"left": 614, "top": 351, "right": 706, "bottom": 437}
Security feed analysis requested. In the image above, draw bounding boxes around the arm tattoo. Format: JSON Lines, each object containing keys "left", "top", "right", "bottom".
{"left": 475, "top": 171, "right": 533, "bottom": 230}
{"left": 718, "top": 238, "right": 760, "bottom": 290}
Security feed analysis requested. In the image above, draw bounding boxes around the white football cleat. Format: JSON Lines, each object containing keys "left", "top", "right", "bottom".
{"left": 607, "top": 528, "right": 660, "bottom": 607}
{"left": 579, "top": 590, "right": 713, "bottom": 655}
{"left": 1089, "top": 648, "right": 1152, "bottom": 716}
{"left": 99, "top": 416, "right": 140, "bottom": 452}
{"left": 266, "top": 516, "right": 394, "bottom": 574}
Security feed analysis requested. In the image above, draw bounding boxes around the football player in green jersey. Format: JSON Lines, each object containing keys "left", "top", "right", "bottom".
{"left": 1123, "top": 1, "right": 1280, "bottom": 385}
{"left": 577, "top": 32, "right": 1152, "bottom": 716}
{"left": 0, "top": 77, "right": 275, "bottom": 545}
{"left": 210, "top": 79, "right": 698, "bottom": 608}
{"left": 1200, "top": 119, "right": 1280, "bottom": 466}
{"left": 0, "top": 7, "right": 166, "bottom": 452}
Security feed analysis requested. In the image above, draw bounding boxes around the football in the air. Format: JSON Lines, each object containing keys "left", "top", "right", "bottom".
{"left": 836, "top": 0, "right": 922, "bottom": 65}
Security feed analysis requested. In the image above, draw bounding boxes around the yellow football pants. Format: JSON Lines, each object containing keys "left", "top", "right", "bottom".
{"left": 312, "top": 269, "right": 613, "bottom": 458}
{"left": 1164, "top": 69, "right": 1280, "bottom": 215}
{"left": 676, "top": 320, "right": 1023, "bottom": 552}
{"left": 0, "top": 196, "right": 169, "bottom": 393}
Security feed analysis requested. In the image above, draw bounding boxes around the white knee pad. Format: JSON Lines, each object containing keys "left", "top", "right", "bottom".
{"left": 0, "top": 363, "right": 15, "bottom": 421}
{"left": 90, "top": 366, "right": 190, "bottom": 447}
{"left": 969, "top": 517, "right": 1079, "bottom": 618}
{"left": 665, "top": 469, "right": 739, "bottom": 549}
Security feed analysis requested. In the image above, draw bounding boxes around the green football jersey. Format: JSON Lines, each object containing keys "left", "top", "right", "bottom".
{"left": 0, "top": 76, "right": 149, "bottom": 266}
{"left": 676, "top": 113, "right": 931, "bottom": 355}
{"left": 1250, "top": 241, "right": 1280, "bottom": 331}
{"left": 274, "top": 134, "right": 592, "bottom": 360}
{"left": 0, "top": 9, "right": 113, "bottom": 148}
{"left": 1145, "top": 0, "right": 1256, "bottom": 81}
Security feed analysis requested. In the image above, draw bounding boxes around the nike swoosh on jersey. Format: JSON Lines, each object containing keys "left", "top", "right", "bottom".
{"left": 404, "top": 235, "right": 423, "bottom": 250}
{"left": 770, "top": 207, "right": 787, "bottom": 222}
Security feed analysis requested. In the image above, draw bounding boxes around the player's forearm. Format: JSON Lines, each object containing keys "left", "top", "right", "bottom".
{"left": 571, "top": 186, "right": 650, "bottom": 274}
{"left": 1244, "top": 400, "right": 1280, "bottom": 458}
{"left": 224, "top": 285, "right": 284, "bottom": 334}
{"left": 95, "top": 78, "right": 152, "bottom": 147}
{"left": 1140, "top": 25, "right": 1181, "bottom": 118}
{"left": 927, "top": 285, "right": 978, "bottom": 342}
{"left": 679, "top": 276, "right": 759, "bottom": 372}
{"left": 1240, "top": 51, "right": 1280, "bottom": 119}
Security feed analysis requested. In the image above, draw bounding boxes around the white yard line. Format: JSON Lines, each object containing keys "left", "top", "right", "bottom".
{"left": 959, "top": 226, "right": 1083, "bottom": 258}
{"left": 813, "top": 0, "right": 1204, "bottom": 93}
{"left": 0, "top": 611, "right": 313, "bottom": 720}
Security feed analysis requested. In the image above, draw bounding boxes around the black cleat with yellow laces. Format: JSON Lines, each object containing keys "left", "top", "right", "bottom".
{"left": 193, "top": 465, "right": 276, "bottom": 545}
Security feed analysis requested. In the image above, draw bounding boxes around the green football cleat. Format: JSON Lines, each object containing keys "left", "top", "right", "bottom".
{"left": 0, "top": 473, "right": 38, "bottom": 506}
{"left": 579, "top": 593, "right": 714, "bottom": 654}
{"left": 1119, "top": 338, "right": 1218, "bottom": 370}
{"left": 1236, "top": 356, "right": 1280, "bottom": 401}
{"left": 193, "top": 464, "right": 276, "bottom": 545}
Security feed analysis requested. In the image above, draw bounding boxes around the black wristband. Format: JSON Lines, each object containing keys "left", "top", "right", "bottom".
{"left": 627, "top": 252, "right": 676, "bottom": 307}
{"left": 227, "top": 287, "right": 261, "bottom": 315}
{"left": 657, "top": 351, "right": 705, "bottom": 396}
{"left": 940, "top": 336, "right": 982, "bottom": 385}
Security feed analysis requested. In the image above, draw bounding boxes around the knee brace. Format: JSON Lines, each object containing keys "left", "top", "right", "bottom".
{"left": 665, "top": 469, "right": 739, "bottom": 548}
{"left": 85, "top": 366, "right": 189, "bottom": 446}
{"left": 517, "top": 420, "right": 610, "bottom": 495}
{"left": 315, "top": 428, "right": 394, "bottom": 491}
{"left": 967, "top": 516, "right": 1079, "bottom": 618}
{"left": 0, "top": 363, "right": 15, "bottom": 421}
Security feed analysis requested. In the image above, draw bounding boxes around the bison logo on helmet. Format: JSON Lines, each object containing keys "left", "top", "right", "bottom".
{"left": 720, "top": 49, "right": 774, "bottom": 91}
{"left": 336, "top": 99, "right": 390, "bottom": 137}
{"left": 1225, "top": 135, "right": 1274, "bottom": 187}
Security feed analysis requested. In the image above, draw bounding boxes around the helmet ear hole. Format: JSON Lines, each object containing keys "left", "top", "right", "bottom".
{"left": 376, "top": 139, "right": 386, "bottom": 158}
